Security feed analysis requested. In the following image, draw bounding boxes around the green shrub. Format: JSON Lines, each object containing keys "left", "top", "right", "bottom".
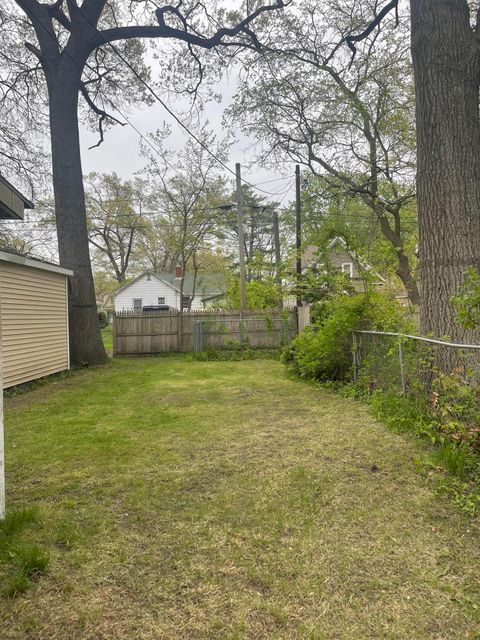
{"left": 97, "top": 310, "right": 108, "bottom": 329}
{"left": 282, "top": 293, "right": 410, "bottom": 382}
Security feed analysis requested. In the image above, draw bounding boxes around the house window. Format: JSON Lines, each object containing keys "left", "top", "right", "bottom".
{"left": 133, "top": 298, "right": 143, "bottom": 312}
{"left": 341, "top": 263, "right": 353, "bottom": 279}
{"left": 158, "top": 297, "right": 165, "bottom": 305}
{"left": 181, "top": 295, "right": 191, "bottom": 309}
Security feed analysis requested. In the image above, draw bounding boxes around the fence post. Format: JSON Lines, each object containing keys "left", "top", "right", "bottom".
{"left": 398, "top": 340, "right": 406, "bottom": 396}
{"left": 112, "top": 313, "right": 116, "bottom": 357}
{"left": 239, "top": 316, "right": 245, "bottom": 349}
{"left": 177, "top": 311, "right": 183, "bottom": 352}
{"left": 280, "top": 314, "right": 288, "bottom": 345}
{"left": 352, "top": 332, "right": 358, "bottom": 383}
{"left": 193, "top": 321, "right": 204, "bottom": 353}
{"left": 193, "top": 321, "right": 198, "bottom": 353}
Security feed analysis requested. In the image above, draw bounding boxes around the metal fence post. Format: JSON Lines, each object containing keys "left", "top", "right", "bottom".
{"left": 281, "top": 315, "right": 288, "bottom": 345}
{"left": 352, "top": 332, "right": 358, "bottom": 383}
{"left": 398, "top": 340, "right": 406, "bottom": 396}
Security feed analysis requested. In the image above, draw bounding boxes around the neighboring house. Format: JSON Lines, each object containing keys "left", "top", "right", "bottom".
{"left": 302, "top": 237, "right": 386, "bottom": 292}
{"left": 114, "top": 267, "right": 227, "bottom": 312}
{"left": 0, "top": 248, "right": 73, "bottom": 388}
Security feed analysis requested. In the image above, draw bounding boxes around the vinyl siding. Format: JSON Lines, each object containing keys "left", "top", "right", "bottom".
{"left": 114, "top": 273, "right": 216, "bottom": 312}
{"left": 114, "top": 274, "right": 180, "bottom": 311}
{"left": 0, "top": 261, "right": 69, "bottom": 388}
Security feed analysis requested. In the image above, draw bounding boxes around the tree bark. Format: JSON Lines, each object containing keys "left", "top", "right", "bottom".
{"left": 411, "top": 0, "right": 480, "bottom": 340}
{"left": 48, "top": 78, "right": 107, "bottom": 365}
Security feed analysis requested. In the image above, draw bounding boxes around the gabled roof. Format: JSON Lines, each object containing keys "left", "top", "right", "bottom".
{"left": 157, "top": 272, "right": 227, "bottom": 297}
{"left": 113, "top": 271, "right": 227, "bottom": 300}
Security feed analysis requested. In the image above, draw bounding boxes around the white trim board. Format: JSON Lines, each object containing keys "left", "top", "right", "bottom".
{"left": 0, "top": 251, "right": 73, "bottom": 277}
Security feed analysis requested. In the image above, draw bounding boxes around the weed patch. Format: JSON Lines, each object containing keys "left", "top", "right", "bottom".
{"left": 0, "top": 508, "right": 49, "bottom": 598}
{"left": 365, "top": 389, "right": 480, "bottom": 515}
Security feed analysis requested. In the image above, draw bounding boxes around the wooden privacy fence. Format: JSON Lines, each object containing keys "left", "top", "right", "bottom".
{"left": 113, "top": 309, "right": 297, "bottom": 355}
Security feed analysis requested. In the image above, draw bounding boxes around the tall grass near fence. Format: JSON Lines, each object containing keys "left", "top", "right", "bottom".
{"left": 282, "top": 293, "right": 480, "bottom": 514}
{"left": 354, "top": 331, "right": 480, "bottom": 451}
{"left": 352, "top": 331, "right": 480, "bottom": 514}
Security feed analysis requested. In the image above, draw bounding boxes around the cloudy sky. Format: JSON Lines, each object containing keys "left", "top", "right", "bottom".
{"left": 78, "top": 66, "right": 297, "bottom": 207}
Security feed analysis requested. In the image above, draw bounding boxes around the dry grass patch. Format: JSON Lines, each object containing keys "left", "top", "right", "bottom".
{"left": 0, "top": 358, "right": 479, "bottom": 639}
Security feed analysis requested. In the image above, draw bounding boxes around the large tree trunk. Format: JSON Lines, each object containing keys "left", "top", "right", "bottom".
{"left": 49, "top": 82, "right": 107, "bottom": 365}
{"left": 411, "top": 0, "right": 480, "bottom": 341}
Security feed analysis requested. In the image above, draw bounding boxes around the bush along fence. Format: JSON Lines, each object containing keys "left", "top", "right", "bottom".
{"left": 352, "top": 330, "right": 480, "bottom": 453}
{"left": 113, "top": 309, "right": 297, "bottom": 355}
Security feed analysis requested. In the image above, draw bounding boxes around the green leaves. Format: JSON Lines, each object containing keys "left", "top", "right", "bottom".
{"left": 452, "top": 268, "right": 480, "bottom": 330}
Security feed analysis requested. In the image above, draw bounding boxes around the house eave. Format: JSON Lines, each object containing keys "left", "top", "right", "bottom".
{"left": 0, "top": 250, "right": 73, "bottom": 276}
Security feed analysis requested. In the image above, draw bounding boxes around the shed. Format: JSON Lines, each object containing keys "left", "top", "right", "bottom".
{"left": 0, "top": 249, "right": 73, "bottom": 388}
{"left": 0, "top": 175, "right": 37, "bottom": 521}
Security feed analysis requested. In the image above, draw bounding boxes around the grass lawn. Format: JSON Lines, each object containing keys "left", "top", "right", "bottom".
{"left": 1, "top": 357, "right": 480, "bottom": 639}
{"left": 101, "top": 326, "right": 113, "bottom": 351}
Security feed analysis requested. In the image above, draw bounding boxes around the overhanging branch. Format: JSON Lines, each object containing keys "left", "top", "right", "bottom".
{"left": 80, "top": 82, "right": 125, "bottom": 148}
{"left": 98, "top": 1, "right": 289, "bottom": 50}
{"left": 343, "top": 0, "right": 399, "bottom": 59}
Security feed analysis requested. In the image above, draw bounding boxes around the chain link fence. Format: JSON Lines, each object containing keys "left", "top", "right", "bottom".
{"left": 353, "top": 331, "right": 480, "bottom": 448}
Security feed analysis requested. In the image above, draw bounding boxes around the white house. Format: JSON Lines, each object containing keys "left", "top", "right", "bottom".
{"left": 114, "top": 267, "right": 227, "bottom": 312}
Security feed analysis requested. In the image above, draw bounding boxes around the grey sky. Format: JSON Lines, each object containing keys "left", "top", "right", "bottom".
{"left": 79, "top": 72, "right": 296, "bottom": 206}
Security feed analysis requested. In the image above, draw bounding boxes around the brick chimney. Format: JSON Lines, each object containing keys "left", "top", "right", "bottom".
{"left": 175, "top": 265, "right": 183, "bottom": 279}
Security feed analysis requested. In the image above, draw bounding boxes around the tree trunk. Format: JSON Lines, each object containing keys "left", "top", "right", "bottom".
{"left": 411, "top": 0, "right": 480, "bottom": 341}
{"left": 396, "top": 249, "right": 420, "bottom": 306}
{"left": 49, "top": 82, "right": 107, "bottom": 365}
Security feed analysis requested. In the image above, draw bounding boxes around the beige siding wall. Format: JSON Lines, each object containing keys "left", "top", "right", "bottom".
{"left": 0, "top": 262, "right": 69, "bottom": 388}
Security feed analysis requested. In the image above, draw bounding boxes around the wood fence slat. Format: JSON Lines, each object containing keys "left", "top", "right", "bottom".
{"left": 113, "top": 309, "right": 297, "bottom": 355}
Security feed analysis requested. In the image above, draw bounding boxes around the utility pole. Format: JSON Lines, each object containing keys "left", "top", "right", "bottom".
{"left": 295, "top": 164, "right": 302, "bottom": 309}
{"left": 235, "top": 163, "right": 248, "bottom": 312}
{"left": 272, "top": 208, "right": 283, "bottom": 308}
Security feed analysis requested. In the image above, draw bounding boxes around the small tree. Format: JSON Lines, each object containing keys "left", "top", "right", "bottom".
{"left": 140, "top": 129, "right": 227, "bottom": 310}
{"left": 86, "top": 173, "right": 148, "bottom": 284}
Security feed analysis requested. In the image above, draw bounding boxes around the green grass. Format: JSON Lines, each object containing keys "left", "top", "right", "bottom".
{"left": 101, "top": 326, "right": 113, "bottom": 351}
{"left": 0, "top": 507, "right": 49, "bottom": 598}
{"left": 1, "top": 358, "right": 480, "bottom": 639}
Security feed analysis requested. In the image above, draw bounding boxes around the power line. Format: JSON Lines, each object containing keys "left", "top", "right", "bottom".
{"left": 70, "top": 5, "right": 288, "bottom": 197}
{"left": 29, "top": 8, "right": 291, "bottom": 201}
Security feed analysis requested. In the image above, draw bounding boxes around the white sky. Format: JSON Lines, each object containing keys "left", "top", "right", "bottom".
{"left": 79, "top": 71, "right": 297, "bottom": 206}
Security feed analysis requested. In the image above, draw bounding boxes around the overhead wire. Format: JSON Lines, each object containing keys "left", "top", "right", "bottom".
{"left": 26, "top": 6, "right": 293, "bottom": 201}
{"left": 15, "top": 12, "right": 418, "bottom": 244}
{"left": 64, "top": 4, "right": 290, "bottom": 197}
